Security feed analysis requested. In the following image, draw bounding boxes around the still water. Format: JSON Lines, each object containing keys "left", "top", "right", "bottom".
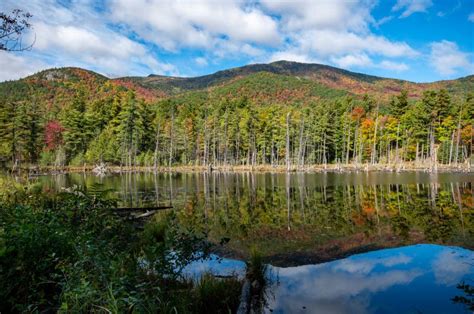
{"left": 37, "top": 171, "right": 473, "bottom": 262}
{"left": 36, "top": 171, "right": 474, "bottom": 312}
{"left": 185, "top": 244, "right": 474, "bottom": 314}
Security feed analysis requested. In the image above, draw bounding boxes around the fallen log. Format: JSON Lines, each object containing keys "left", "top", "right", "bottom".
{"left": 131, "top": 211, "right": 159, "bottom": 219}
{"left": 114, "top": 206, "right": 173, "bottom": 211}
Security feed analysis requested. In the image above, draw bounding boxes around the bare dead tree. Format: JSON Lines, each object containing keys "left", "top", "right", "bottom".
{"left": 1, "top": 9, "right": 34, "bottom": 52}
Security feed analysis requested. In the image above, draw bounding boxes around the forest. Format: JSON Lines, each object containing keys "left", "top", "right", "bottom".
{"left": 0, "top": 67, "right": 473, "bottom": 171}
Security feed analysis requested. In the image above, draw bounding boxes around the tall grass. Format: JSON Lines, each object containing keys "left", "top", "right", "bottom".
{"left": 246, "top": 246, "right": 267, "bottom": 286}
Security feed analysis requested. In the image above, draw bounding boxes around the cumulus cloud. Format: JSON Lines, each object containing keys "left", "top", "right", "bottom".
{"left": 0, "top": 0, "right": 467, "bottom": 82}
{"left": 261, "top": 1, "right": 418, "bottom": 73}
{"left": 109, "top": 0, "right": 280, "bottom": 53}
{"left": 1, "top": 0, "right": 177, "bottom": 80}
{"left": 429, "top": 40, "right": 473, "bottom": 76}
{"left": 392, "top": 0, "right": 433, "bottom": 18}
{"left": 261, "top": 0, "right": 374, "bottom": 33}
{"left": 0, "top": 51, "right": 47, "bottom": 81}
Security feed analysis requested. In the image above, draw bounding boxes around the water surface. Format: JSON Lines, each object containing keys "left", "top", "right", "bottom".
{"left": 36, "top": 171, "right": 473, "bottom": 263}
{"left": 185, "top": 244, "right": 474, "bottom": 314}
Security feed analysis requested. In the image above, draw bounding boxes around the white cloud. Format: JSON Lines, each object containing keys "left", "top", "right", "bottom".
{"left": 261, "top": 1, "right": 418, "bottom": 71}
{"left": 379, "top": 60, "right": 409, "bottom": 72}
{"left": 469, "top": 13, "right": 474, "bottom": 22}
{"left": 331, "top": 53, "right": 373, "bottom": 68}
{"left": 0, "top": 0, "right": 462, "bottom": 82}
{"left": 261, "top": 0, "right": 375, "bottom": 33}
{"left": 1, "top": 0, "right": 177, "bottom": 79}
{"left": 373, "top": 16, "right": 394, "bottom": 28}
{"left": 429, "top": 40, "right": 473, "bottom": 76}
{"left": 195, "top": 57, "right": 208, "bottom": 66}
{"left": 109, "top": 0, "right": 280, "bottom": 52}
{"left": 0, "top": 51, "right": 47, "bottom": 81}
{"left": 392, "top": 0, "right": 433, "bottom": 18}
{"left": 296, "top": 30, "right": 418, "bottom": 58}
{"left": 268, "top": 51, "right": 321, "bottom": 64}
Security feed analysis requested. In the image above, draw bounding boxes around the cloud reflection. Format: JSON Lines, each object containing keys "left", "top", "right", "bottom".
{"left": 432, "top": 249, "right": 474, "bottom": 286}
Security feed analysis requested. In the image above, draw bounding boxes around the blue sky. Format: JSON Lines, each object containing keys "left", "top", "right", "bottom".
{"left": 1, "top": 0, "right": 473, "bottom": 82}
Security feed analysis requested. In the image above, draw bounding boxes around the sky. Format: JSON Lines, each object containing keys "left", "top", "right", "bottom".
{"left": 1, "top": 0, "right": 473, "bottom": 82}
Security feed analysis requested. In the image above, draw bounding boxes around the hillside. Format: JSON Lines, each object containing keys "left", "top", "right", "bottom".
{"left": 1, "top": 62, "right": 472, "bottom": 106}
{"left": 118, "top": 60, "right": 474, "bottom": 98}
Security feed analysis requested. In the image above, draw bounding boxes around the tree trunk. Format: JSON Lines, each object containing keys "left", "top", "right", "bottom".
{"left": 286, "top": 112, "right": 291, "bottom": 171}
{"left": 153, "top": 121, "right": 160, "bottom": 171}
{"left": 371, "top": 106, "right": 379, "bottom": 165}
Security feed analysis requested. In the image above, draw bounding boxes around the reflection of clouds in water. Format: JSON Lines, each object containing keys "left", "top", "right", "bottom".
{"left": 182, "top": 245, "right": 473, "bottom": 314}
{"left": 432, "top": 249, "right": 474, "bottom": 286}
{"left": 183, "top": 254, "right": 246, "bottom": 279}
{"left": 269, "top": 263, "right": 422, "bottom": 314}
{"left": 266, "top": 249, "right": 427, "bottom": 314}
{"left": 333, "top": 253, "right": 412, "bottom": 274}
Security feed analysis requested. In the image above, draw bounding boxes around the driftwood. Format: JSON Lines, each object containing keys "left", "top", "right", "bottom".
{"left": 114, "top": 206, "right": 173, "bottom": 211}
{"left": 131, "top": 211, "right": 159, "bottom": 219}
{"left": 112, "top": 206, "right": 173, "bottom": 220}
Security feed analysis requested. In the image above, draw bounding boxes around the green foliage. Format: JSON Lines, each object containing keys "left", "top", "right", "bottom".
{"left": 0, "top": 65, "right": 472, "bottom": 168}
{"left": 246, "top": 247, "right": 267, "bottom": 286}
{"left": 0, "top": 179, "right": 233, "bottom": 313}
{"left": 192, "top": 273, "right": 242, "bottom": 314}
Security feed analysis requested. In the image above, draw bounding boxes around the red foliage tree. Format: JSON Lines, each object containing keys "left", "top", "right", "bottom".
{"left": 44, "top": 120, "right": 64, "bottom": 150}
{"left": 351, "top": 106, "right": 365, "bottom": 121}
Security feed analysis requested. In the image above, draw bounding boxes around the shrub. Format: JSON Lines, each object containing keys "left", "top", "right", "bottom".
{"left": 0, "top": 182, "right": 232, "bottom": 313}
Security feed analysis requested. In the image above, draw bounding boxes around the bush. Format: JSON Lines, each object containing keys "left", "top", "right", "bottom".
{"left": 39, "top": 151, "right": 55, "bottom": 166}
{"left": 0, "top": 181, "right": 234, "bottom": 313}
{"left": 69, "top": 152, "right": 85, "bottom": 167}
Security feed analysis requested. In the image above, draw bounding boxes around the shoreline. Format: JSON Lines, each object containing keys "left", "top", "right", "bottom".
{"left": 7, "top": 162, "right": 473, "bottom": 175}
{"left": 212, "top": 240, "right": 474, "bottom": 268}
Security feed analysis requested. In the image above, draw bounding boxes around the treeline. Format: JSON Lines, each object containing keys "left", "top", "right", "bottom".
{"left": 0, "top": 87, "right": 473, "bottom": 169}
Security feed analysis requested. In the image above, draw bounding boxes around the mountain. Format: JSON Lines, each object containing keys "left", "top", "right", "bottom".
{"left": 117, "top": 60, "right": 474, "bottom": 99}
{"left": 1, "top": 61, "right": 472, "bottom": 107}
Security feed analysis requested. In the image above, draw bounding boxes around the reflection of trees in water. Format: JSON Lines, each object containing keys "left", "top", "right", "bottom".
{"left": 452, "top": 281, "right": 474, "bottom": 311}
{"left": 41, "top": 173, "right": 473, "bottom": 250}
{"left": 166, "top": 174, "right": 472, "bottom": 250}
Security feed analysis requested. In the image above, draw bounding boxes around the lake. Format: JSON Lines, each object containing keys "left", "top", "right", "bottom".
{"left": 34, "top": 171, "right": 474, "bottom": 312}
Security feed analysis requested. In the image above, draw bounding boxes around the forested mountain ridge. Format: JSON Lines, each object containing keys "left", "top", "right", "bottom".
{"left": 1, "top": 61, "right": 472, "bottom": 103}
{"left": 119, "top": 60, "right": 474, "bottom": 98}
{"left": 0, "top": 61, "right": 473, "bottom": 170}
